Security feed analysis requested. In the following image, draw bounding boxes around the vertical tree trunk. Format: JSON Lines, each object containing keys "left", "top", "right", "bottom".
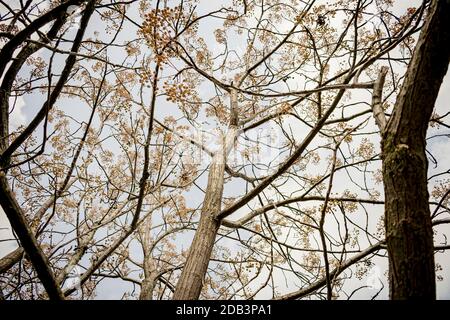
{"left": 173, "top": 90, "right": 240, "bottom": 300}
{"left": 172, "top": 152, "right": 226, "bottom": 300}
{"left": 172, "top": 200, "right": 221, "bottom": 300}
{"left": 139, "top": 269, "right": 158, "bottom": 300}
{"left": 382, "top": 0, "right": 450, "bottom": 299}
{"left": 139, "top": 215, "right": 158, "bottom": 300}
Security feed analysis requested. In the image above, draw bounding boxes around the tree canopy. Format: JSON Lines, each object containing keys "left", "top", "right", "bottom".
{"left": 0, "top": 0, "right": 449, "bottom": 300}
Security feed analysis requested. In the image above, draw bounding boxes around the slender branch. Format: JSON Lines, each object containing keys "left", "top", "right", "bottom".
{"left": 275, "top": 242, "right": 384, "bottom": 300}
{"left": 0, "top": 173, "right": 64, "bottom": 300}
{"left": 371, "top": 66, "right": 388, "bottom": 132}
{"left": 217, "top": 76, "right": 352, "bottom": 221}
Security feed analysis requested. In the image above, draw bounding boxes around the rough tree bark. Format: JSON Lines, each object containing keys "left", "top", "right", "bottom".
{"left": 381, "top": 0, "right": 450, "bottom": 299}
{"left": 172, "top": 89, "right": 240, "bottom": 300}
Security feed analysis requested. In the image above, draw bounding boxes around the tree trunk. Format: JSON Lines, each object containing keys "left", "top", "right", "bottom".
{"left": 173, "top": 90, "right": 240, "bottom": 300}
{"left": 139, "top": 271, "right": 158, "bottom": 300}
{"left": 172, "top": 152, "right": 225, "bottom": 300}
{"left": 382, "top": 0, "right": 450, "bottom": 299}
{"left": 139, "top": 218, "right": 158, "bottom": 300}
